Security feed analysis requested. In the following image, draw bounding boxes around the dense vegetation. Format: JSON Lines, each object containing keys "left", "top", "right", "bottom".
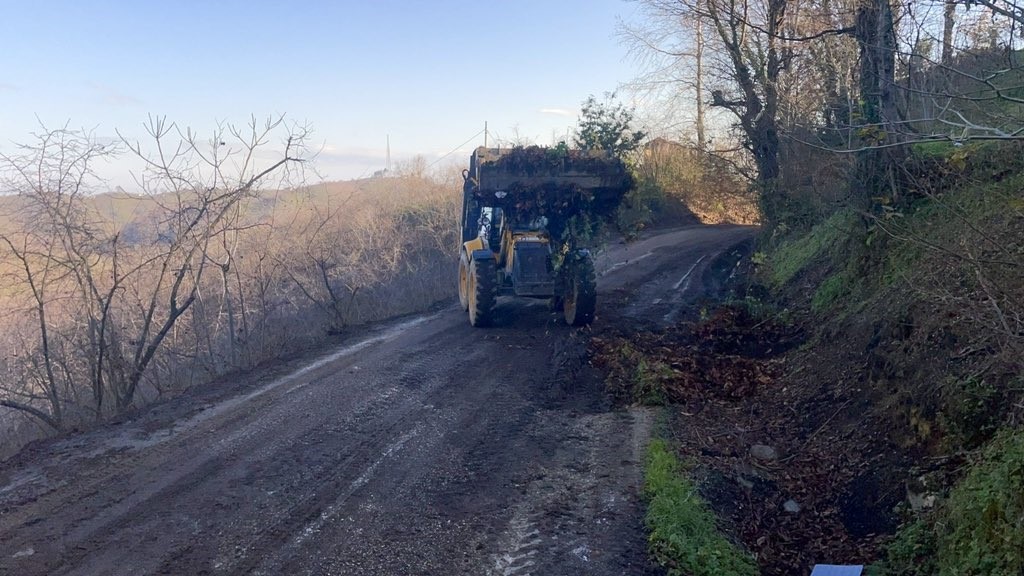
{"left": 614, "top": 0, "right": 1023, "bottom": 574}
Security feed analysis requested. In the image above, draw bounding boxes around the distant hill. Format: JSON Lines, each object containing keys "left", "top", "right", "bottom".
{"left": 0, "top": 178, "right": 409, "bottom": 245}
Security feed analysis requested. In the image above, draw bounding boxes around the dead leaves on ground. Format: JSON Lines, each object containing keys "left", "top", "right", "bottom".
{"left": 591, "top": 305, "right": 790, "bottom": 403}
{"left": 590, "top": 305, "right": 889, "bottom": 575}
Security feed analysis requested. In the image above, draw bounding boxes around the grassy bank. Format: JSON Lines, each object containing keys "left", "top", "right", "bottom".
{"left": 595, "top": 140, "right": 1023, "bottom": 574}
{"left": 877, "top": 428, "right": 1024, "bottom": 576}
{"left": 644, "top": 438, "right": 759, "bottom": 576}
{"left": 759, "top": 140, "right": 1024, "bottom": 574}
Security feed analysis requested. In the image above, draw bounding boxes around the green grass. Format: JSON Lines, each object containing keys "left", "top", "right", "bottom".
{"left": 877, "top": 168, "right": 1024, "bottom": 288}
{"left": 644, "top": 439, "right": 759, "bottom": 576}
{"left": 811, "top": 271, "right": 850, "bottom": 312}
{"left": 633, "top": 357, "right": 669, "bottom": 406}
{"left": 876, "top": 518, "right": 939, "bottom": 576}
{"left": 938, "top": 376, "right": 1002, "bottom": 450}
{"left": 939, "top": 429, "right": 1024, "bottom": 576}
{"left": 727, "top": 294, "right": 791, "bottom": 325}
{"left": 598, "top": 339, "right": 672, "bottom": 406}
{"left": 876, "top": 428, "right": 1024, "bottom": 576}
{"left": 910, "top": 141, "right": 958, "bottom": 160}
{"left": 766, "top": 208, "right": 858, "bottom": 288}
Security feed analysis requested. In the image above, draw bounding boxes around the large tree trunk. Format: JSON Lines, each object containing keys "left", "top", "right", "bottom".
{"left": 855, "top": 0, "right": 905, "bottom": 207}
{"left": 942, "top": 0, "right": 956, "bottom": 64}
{"left": 753, "top": 117, "right": 783, "bottom": 221}
{"left": 706, "top": 0, "right": 786, "bottom": 225}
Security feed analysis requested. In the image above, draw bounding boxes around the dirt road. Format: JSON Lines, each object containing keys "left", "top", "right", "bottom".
{"left": 0, "top": 224, "right": 754, "bottom": 576}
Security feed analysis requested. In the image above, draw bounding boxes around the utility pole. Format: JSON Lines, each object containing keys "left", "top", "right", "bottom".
{"left": 484, "top": 121, "right": 488, "bottom": 147}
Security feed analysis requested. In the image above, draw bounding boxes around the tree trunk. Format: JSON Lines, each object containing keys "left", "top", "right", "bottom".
{"left": 705, "top": 0, "right": 786, "bottom": 225}
{"left": 754, "top": 117, "right": 783, "bottom": 223}
{"left": 855, "top": 0, "right": 905, "bottom": 206}
{"left": 942, "top": 1, "right": 956, "bottom": 64}
{"left": 695, "top": 18, "right": 707, "bottom": 150}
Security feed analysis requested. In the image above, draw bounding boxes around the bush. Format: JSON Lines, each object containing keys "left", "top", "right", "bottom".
{"left": 878, "top": 518, "right": 939, "bottom": 576}
{"left": 939, "top": 429, "right": 1024, "bottom": 576}
{"left": 939, "top": 376, "right": 1002, "bottom": 449}
{"left": 615, "top": 174, "right": 659, "bottom": 237}
{"left": 877, "top": 428, "right": 1024, "bottom": 576}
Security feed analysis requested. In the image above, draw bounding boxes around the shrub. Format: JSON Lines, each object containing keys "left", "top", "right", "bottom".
{"left": 877, "top": 428, "right": 1024, "bottom": 576}
{"left": 876, "top": 518, "right": 939, "bottom": 576}
{"left": 939, "top": 429, "right": 1024, "bottom": 576}
{"left": 938, "top": 376, "right": 1002, "bottom": 449}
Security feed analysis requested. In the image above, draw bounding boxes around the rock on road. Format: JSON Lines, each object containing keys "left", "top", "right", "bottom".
{"left": 0, "top": 224, "right": 755, "bottom": 576}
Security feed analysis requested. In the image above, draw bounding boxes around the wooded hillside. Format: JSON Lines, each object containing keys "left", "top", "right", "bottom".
{"left": 0, "top": 120, "right": 458, "bottom": 456}
{"left": 614, "top": 1, "right": 1023, "bottom": 574}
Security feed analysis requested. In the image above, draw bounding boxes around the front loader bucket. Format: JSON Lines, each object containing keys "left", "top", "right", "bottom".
{"left": 465, "top": 146, "right": 632, "bottom": 219}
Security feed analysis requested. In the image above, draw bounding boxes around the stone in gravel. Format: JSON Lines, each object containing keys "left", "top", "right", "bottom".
{"left": 750, "top": 444, "right": 779, "bottom": 461}
{"left": 783, "top": 499, "right": 801, "bottom": 514}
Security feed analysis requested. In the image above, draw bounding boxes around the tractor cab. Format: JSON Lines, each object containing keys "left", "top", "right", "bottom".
{"left": 497, "top": 211, "right": 554, "bottom": 298}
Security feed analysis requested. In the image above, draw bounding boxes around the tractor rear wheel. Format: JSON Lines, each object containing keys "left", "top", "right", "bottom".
{"left": 549, "top": 295, "right": 563, "bottom": 311}
{"left": 563, "top": 254, "right": 596, "bottom": 326}
{"left": 468, "top": 257, "right": 496, "bottom": 327}
{"left": 458, "top": 253, "right": 470, "bottom": 311}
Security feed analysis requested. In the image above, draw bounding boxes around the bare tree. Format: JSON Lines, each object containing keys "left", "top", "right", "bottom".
{"left": 943, "top": 0, "right": 957, "bottom": 64}
{"left": 114, "top": 115, "right": 310, "bottom": 406}
{"left": 628, "top": 0, "right": 1023, "bottom": 220}
{"left": 625, "top": 0, "right": 825, "bottom": 224}
{"left": 274, "top": 191, "right": 409, "bottom": 332}
{"left": 0, "top": 117, "right": 310, "bottom": 429}
{"left": 621, "top": 0, "right": 715, "bottom": 148}
{"left": 969, "top": 0, "right": 1024, "bottom": 25}
{"left": 0, "top": 126, "right": 117, "bottom": 429}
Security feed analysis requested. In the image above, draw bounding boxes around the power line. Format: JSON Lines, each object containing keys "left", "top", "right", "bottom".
{"left": 427, "top": 128, "right": 486, "bottom": 170}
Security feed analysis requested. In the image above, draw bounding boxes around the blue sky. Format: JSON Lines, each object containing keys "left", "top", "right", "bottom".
{"left": 0, "top": 0, "right": 640, "bottom": 185}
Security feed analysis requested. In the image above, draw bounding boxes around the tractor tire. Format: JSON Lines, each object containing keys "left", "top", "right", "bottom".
{"left": 468, "top": 257, "right": 496, "bottom": 327}
{"left": 549, "top": 295, "right": 564, "bottom": 311}
{"left": 563, "top": 253, "right": 597, "bottom": 327}
{"left": 458, "top": 253, "right": 470, "bottom": 311}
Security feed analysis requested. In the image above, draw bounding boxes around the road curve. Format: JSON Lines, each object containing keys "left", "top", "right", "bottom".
{"left": 0, "top": 224, "right": 755, "bottom": 576}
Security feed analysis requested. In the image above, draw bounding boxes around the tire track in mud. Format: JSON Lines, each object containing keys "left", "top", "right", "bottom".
{"left": 597, "top": 225, "right": 754, "bottom": 327}
{"left": 0, "top": 315, "right": 441, "bottom": 532}
{"left": 124, "top": 324, "right": 470, "bottom": 576}
{"left": 141, "top": 313, "right": 548, "bottom": 573}
{"left": 1, "top": 314, "right": 465, "bottom": 576}
{"left": 488, "top": 408, "right": 656, "bottom": 576}
{"left": 213, "top": 342, "right": 473, "bottom": 575}
{"left": 263, "top": 321, "right": 557, "bottom": 575}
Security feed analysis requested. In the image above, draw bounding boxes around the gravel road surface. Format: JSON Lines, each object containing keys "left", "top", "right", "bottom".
{"left": 0, "top": 224, "right": 754, "bottom": 576}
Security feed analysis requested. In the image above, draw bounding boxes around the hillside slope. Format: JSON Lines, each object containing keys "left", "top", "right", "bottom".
{"left": 594, "top": 141, "right": 1023, "bottom": 575}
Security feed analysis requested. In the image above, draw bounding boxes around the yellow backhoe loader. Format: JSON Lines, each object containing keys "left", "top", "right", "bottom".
{"left": 458, "top": 146, "right": 631, "bottom": 327}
